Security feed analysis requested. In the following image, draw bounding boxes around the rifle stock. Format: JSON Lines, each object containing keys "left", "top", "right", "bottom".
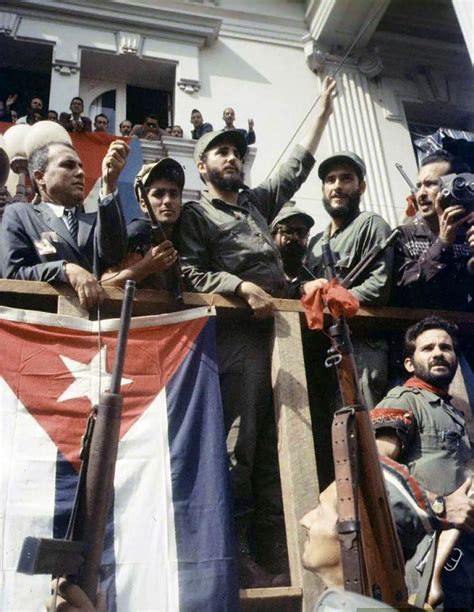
{"left": 322, "top": 244, "right": 408, "bottom": 607}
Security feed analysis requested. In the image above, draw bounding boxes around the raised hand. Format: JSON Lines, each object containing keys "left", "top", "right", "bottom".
{"left": 318, "top": 76, "right": 337, "bottom": 121}
{"left": 6, "top": 94, "right": 17, "bottom": 109}
{"left": 101, "top": 140, "right": 130, "bottom": 195}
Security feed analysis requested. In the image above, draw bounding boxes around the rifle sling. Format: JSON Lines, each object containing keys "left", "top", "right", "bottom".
{"left": 332, "top": 405, "right": 365, "bottom": 593}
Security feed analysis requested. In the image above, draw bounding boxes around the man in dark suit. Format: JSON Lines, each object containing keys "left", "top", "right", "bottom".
{"left": 59, "top": 97, "right": 92, "bottom": 133}
{"left": 1, "top": 140, "right": 129, "bottom": 309}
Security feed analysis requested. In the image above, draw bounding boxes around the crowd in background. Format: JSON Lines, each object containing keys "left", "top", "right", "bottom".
{"left": 0, "top": 93, "right": 256, "bottom": 143}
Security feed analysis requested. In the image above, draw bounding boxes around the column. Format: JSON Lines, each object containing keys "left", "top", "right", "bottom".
{"left": 49, "top": 39, "right": 81, "bottom": 114}
{"left": 325, "top": 64, "right": 398, "bottom": 228}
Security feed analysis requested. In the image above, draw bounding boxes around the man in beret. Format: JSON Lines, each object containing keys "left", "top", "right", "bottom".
{"left": 179, "top": 77, "right": 336, "bottom": 587}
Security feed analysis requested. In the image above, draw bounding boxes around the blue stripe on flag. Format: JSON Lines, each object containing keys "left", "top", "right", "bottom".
{"left": 117, "top": 138, "right": 144, "bottom": 224}
{"left": 166, "top": 318, "right": 239, "bottom": 612}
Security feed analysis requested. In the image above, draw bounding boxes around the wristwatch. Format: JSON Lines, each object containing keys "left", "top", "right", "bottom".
{"left": 432, "top": 495, "right": 446, "bottom": 516}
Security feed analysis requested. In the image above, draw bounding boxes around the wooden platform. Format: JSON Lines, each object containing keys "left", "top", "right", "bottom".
{"left": 0, "top": 279, "right": 472, "bottom": 611}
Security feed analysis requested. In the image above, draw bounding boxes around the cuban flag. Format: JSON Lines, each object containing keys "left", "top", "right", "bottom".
{"left": 0, "top": 305, "right": 238, "bottom": 611}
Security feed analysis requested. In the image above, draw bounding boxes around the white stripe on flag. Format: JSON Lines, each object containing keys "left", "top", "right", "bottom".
{"left": 113, "top": 388, "right": 179, "bottom": 611}
{"left": 0, "top": 377, "right": 56, "bottom": 611}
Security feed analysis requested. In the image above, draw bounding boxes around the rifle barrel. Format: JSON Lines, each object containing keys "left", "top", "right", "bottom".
{"left": 110, "top": 280, "right": 136, "bottom": 394}
{"left": 75, "top": 281, "right": 136, "bottom": 603}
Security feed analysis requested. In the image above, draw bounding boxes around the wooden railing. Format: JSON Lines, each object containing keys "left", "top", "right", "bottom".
{"left": 0, "top": 279, "right": 472, "bottom": 612}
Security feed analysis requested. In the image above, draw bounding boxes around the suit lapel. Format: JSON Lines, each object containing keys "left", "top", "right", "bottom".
{"left": 34, "top": 202, "right": 82, "bottom": 256}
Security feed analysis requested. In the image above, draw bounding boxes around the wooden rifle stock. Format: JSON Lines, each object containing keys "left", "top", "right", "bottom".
{"left": 322, "top": 244, "right": 408, "bottom": 607}
{"left": 73, "top": 279, "right": 136, "bottom": 603}
{"left": 135, "top": 177, "right": 185, "bottom": 303}
{"left": 17, "top": 280, "right": 136, "bottom": 607}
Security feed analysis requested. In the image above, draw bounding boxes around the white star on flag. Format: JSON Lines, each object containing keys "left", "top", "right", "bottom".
{"left": 57, "top": 346, "right": 132, "bottom": 405}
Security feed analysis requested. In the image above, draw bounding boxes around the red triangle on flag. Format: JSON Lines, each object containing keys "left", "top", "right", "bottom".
{"left": 0, "top": 316, "right": 206, "bottom": 470}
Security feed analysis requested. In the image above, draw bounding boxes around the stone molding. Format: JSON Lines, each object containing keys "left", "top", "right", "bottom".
{"left": 1, "top": 0, "right": 222, "bottom": 49}
{"left": 52, "top": 61, "right": 80, "bottom": 76}
{"left": 177, "top": 78, "right": 201, "bottom": 95}
{"left": 0, "top": 11, "right": 21, "bottom": 36}
{"left": 117, "top": 31, "right": 143, "bottom": 56}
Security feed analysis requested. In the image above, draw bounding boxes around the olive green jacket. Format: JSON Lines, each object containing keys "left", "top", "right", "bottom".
{"left": 178, "top": 145, "right": 315, "bottom": 296}
{"left": 306, "top": 210, "right": 393, "bottom": 306}
{"left": 372, "top": 385, "right": 471, "bottom": 496}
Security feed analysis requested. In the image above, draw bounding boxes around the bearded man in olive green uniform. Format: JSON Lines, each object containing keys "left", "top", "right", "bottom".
{"left": 373, "top": 316, "right": 474, "bottom": 609}
{"left": 179, "top": 78, "right": 336, "bottom": 587}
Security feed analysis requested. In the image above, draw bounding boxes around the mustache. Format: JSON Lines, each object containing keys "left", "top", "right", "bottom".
{"left": 429, "top": 357, "right": 450, "bottom": 368}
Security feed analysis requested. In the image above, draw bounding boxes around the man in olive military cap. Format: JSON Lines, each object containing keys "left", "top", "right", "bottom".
{"left": 301, "top": 149, "right": 393, "bottom": 410}
{"left": 373, "top": 315, "right": 474, "bottom": 608}
{"left": 179, "top": 78, "right": 336, "bottom": 587}
{"left": 270, "top": 205, "right": 314, "bottom": 284}
{"left": 101, "top": 158, "right": 184, "bottom": 289}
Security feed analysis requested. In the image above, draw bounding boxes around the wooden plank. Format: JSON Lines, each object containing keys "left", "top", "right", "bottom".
{"left": 240, "top": 586, "right": 302, "bottom": 612}
{"left": 240, "top": 586, "right": 302, "bottom": 599}
{"left": 271, "top": 311, "right": 325, "bottom": 612}
{"left": 57, "top": 295, "right": 90, "bottom": 319}
{"left": 1, "top": 280, "right": 473, "bottom": 332}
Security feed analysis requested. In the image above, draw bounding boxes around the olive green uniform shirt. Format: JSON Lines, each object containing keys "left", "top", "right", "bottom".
{"left": 373, "top": 385, "right": 471, "bottom": 496}
{"left": 306, "top": 210, "right": 393, "bottom": 305}
{"left": 179, "top": 145, "right": 315, "bottom": 296}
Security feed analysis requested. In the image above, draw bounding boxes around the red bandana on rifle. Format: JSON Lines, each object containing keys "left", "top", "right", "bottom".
{"left": 300, "top": 277, "right": 359, "bottom": 330}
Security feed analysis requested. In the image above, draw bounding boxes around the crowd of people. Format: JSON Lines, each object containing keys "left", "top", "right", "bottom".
{"left": 1, "top": 74, "right": 474, "bottom": 609}
{"left": 0, "top": 94, "right": 256, "bottom": 143}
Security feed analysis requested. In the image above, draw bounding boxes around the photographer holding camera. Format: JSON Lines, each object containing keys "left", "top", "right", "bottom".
{"left": 392, "top": 150, "right": 474, "bottom": 312}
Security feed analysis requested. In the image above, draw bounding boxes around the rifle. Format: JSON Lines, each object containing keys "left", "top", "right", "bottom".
{"left": 17, "top": 279, "right": 137, "bottom": 606}
{"left": 135, "top": 176, "right": 185, "bottom": 303}
{"left": 395, "top": 162, "right": 417, "bottom": 197}
{"left": 321, "top": 241, "right": 408, "bottom": 607}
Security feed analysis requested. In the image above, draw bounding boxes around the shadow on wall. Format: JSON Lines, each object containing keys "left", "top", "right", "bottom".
{"left": 200, "top": 40, "right": 271, "bottom": 94}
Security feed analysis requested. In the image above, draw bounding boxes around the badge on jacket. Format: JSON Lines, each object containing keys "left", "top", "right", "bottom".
{"left": 34, "top": 233, "right": 58, "bottom": 255}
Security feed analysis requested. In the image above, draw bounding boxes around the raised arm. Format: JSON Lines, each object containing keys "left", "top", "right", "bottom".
{"left": 299, "top": 76, "right": 336, "bottom": 156}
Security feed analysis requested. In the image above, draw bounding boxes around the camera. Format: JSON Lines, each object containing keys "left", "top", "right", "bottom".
{"left": 439, "top": 173, "right": 474, "bottom": 212}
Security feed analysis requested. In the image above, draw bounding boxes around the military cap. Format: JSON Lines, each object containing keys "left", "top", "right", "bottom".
{"left": 193, "top": 129, "right": 247, "bottom": 165}
{"left": 270, "top": 205, "right": 315, "bottom": 232}
{"left": 318, "top": 151, "right": 366, "bottom": 181}
{"left": 134, "top": 158, "right": 185, "bottom": 200}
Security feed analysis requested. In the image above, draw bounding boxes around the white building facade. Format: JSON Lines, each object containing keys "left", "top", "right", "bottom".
{"left": 1, "top": 0, "right": 473, "bottom": 229}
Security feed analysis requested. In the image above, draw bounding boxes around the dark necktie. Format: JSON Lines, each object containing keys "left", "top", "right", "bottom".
{"left": 64, "top": 207, "right": 78, "bottom": 243}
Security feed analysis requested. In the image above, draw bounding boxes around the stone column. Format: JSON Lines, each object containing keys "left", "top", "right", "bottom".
{"left": 48, "top": 36, "right": 82, "bottom": 114}
{"left": 49, "top": 61, "right": 81, "bottom": 114}
{"left": 323, "top": 62, "right": 398, "bottom": 228}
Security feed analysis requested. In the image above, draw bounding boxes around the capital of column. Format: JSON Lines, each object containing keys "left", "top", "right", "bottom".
{"left": 177, "top": 78, "right": 201, "bottom": 95}
{"left": 52, "top": 61, "right": 80, "bottom": 77}
{"left": 117, "top": 32, "right": 143, "bottom": 55}
{"left": 0, "top": 11, "right": 20, "bottom": 36}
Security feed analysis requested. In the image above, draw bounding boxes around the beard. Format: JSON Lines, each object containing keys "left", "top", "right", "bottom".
{"left": 322, "top": 192, "right": 361, "bottom": 220}
{"left": 412, "top": 356, "right": 457, "bottom": 388}
{"left": 208, "top": 167, "right": 245, "bottom": 192}
{"left": 281, "top": 241, "right": 307, "bottom": 262}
